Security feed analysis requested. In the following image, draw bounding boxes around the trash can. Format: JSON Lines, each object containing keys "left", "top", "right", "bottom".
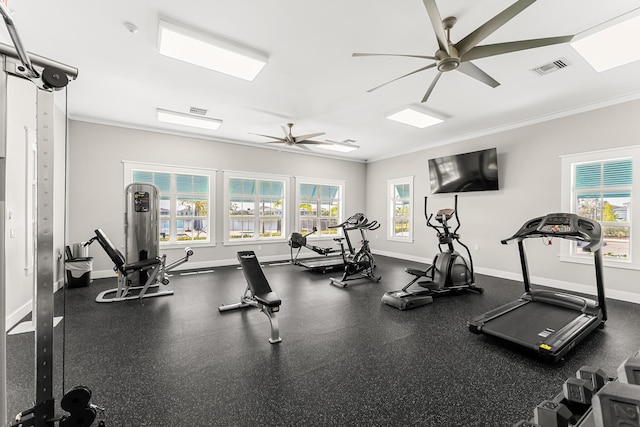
{"left": 65, "top": 244, "right": 93, "bottom": 288}
{"left": 65, "top": 257, "right": 93, "bottom": 288}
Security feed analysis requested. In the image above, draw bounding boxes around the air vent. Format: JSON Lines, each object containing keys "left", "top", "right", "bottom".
{"left": 530, "top": 58, "right": 570, "bottom": 76}
{"left": 189, "top": 106, "right": 208, "bottom": 115}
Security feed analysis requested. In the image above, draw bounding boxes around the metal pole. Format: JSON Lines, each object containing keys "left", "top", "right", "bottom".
{"left": 0, "top": 53, "right": 8, "bottom": 427}
{"left": 33, "top": 88, "right": 56, "bottom": 425}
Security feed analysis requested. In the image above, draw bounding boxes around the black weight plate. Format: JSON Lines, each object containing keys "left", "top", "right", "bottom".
{"left": 61, "top": 386, "right": 92, "bottom": 412}
{"left": 42, "top": 66, "right": 69, "bottom": 89}
{"left": 61, "top": 407, "right": 97, "bottom": 427}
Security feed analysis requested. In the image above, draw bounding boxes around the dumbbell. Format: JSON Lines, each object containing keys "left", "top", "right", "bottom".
{"left": 592, "top": 356, "right": 640, "bottom": 427}
{"left": 561, "top": 365, "right": 609, "bottom": 405}
{"left": 533, "top": 400, "right": 572, "bottom": 427}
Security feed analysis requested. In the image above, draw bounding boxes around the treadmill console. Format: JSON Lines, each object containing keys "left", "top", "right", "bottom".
{"left": 537, "top": 214, "right": 574, "bottom": 234}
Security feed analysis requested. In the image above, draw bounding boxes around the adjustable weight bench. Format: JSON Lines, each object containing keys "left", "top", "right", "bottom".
{"left": 89, "top": 228, "right": 193, "bottom": 303}
{"left": 218, "top": 251, "right": 282, "bottom": 344}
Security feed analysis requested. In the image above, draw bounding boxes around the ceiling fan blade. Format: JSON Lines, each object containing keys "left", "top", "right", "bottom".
{"left": 367, "top": 63, "right": 437, "bottom": 93}
{"left": 422, "top": 0, "right": 449, "bottom": 54}
{"left": 462, "top": 36, "right": 573, "bottom": 62}
{"left": 421, "top": 71, "right": 443, "bottom": 103}
{"left": 353, "top": 52, "right": 438, "bottom": 60}
{"left": 250, "top": 132, "right": 286, "bottom": 142}
{"left": 294, "top": 132, "right": 326, "bottom": 142}
{"left": 455, "top": 0, "right": 537, "bottom": 57}
{"left": 456, "top": 62, "right": 500, "bottom": 88}
{"left": 280, "top": 125, "right": 290, "bottom": 137}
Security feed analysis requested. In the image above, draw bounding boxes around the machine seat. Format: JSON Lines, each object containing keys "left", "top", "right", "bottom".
{"left": 122, "top": 257, "right": 162, "bottom": 274}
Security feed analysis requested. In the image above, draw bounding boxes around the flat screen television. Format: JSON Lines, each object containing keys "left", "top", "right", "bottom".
{"left": 428, "top": 148, "right": 499, "bottom": 194}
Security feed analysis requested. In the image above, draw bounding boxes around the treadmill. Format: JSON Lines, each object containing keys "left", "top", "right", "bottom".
{"left": 468, "top": 213, "right": 607, "bottom": 363}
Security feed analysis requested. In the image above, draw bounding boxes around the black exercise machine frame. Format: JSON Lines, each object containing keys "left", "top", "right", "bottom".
{"left": 288, "top": 226, "right": 337, "bottom": 265}
{"left": 468, "top": 213, "right": 607, "bottom": 362}
{"left": 382, "top": 195, "right": 482, "bottom": 310}
{"left": 329, "top": 213, "right": 381, "bottom": 288}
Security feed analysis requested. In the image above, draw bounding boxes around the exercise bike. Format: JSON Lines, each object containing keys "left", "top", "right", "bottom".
{"left": 382, "top": 195, "right": 483, "bottom": 310}
{"left": 329, "top": 213, "right": 381, "bottom": 288}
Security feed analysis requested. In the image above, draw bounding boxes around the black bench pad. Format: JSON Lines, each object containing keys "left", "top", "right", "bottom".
{"left": 255, "top": 291, "right": 281, "bottom": 307}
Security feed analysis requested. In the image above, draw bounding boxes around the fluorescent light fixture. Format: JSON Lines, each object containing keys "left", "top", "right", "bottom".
{"left": 571, "top": 12, "right": 640, "bottom": 72}
{"left": 158, "top": 20, "right": 268, "bottom": 81}
{"left": 318, "top": 140, "right": 360, "bottom": 153}
{"left": 386, "top": 106, "right": 443, "bottom": 128}
{"left": 157, "top": 108, "right": 222, "bottom": 130}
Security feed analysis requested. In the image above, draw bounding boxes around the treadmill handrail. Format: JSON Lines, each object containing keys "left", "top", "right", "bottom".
{"left": 528, "top": 290, "right": 592, "bottom": 313}
{"left": 501, "top": 213, "right": 602, "bottom": 253}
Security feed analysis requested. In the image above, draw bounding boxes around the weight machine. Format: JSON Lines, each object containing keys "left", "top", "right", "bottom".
{"left": 1, "top": 4, "right": 105, "bottom": 426}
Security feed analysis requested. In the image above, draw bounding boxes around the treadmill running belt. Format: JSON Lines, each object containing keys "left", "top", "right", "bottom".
{"left": 481, "top": 302, "right": 583, "bottom": 350}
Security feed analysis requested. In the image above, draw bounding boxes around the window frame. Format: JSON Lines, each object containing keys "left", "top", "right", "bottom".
{"left": 387, "top": 176, "right": 414, "bottom": 243}
{"left": 294, "top": 176, "right": 345, "bottom": 239}
{"left": 223, "top": 170, "right": 290, "bottom": 245}
{"left": 123, "top": 161, "right": 216, "bottom": 247}
{"left": 560, "top": 146, "right": 639, "bottom": 269}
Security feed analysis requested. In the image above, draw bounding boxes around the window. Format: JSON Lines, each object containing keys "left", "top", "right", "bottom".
{"left": 561, "top": 147, "right": 638, "bottom": 266}
{"left": 124, "top": 162, "right": 215, "bottom": 246}
{"left": 295, "top": 178, "right": 344, "bottom": 236}
{"left": 387, "top": 176, "right": 414, "bottom": 242}
{"left": 224, "top": 171, "right": 288, "bottom": 242}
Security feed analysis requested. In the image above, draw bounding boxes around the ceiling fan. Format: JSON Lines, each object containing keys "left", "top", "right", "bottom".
{"left": 354, "top": 0, "right": 574, "bottom": 103}
{"left": 251, "top": 123, "right": 329, "bottom": 150}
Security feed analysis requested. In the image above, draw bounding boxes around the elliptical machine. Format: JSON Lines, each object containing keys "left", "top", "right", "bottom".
{"left": 381, "top": 195, "right": 483, "bottom": 310}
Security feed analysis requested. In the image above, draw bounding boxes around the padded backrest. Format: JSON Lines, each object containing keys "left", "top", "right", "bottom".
{"left": 94, "top": 229, "right": 126, "bottom": 273}
{"left": 237, "top": 251, "right": 272, "bottom": 297}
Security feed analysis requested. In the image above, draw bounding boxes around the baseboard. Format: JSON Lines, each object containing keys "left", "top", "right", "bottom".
{"left": 6, "top": 300, "right": 31, "bottom": 333}
{"left": 376, "top": 250, "right": 640, "bottom": 305}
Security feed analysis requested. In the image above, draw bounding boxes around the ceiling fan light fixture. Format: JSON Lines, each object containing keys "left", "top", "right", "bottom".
{"left": 386, "top": 107, "right": 444, "bottom": 129}
{"left": 158, "top": 20, "right": 268, "bottom": 81}
{"left": 318, "top": 140, "right": 360, "bottom": 153}
{"left": 157, "top": 108, "right": 222, "bottom": 130}
{"left": 571, "top": 12, "right": 640, "bottom": 72}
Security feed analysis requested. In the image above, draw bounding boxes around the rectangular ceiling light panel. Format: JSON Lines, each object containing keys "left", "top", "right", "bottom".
{"left": 571, "top": 13, "right": 640, "bottom": 72}
{"left": 158, "top": 20, "right": 268, "bottom": 81}
{"left": 386, "top": 107, "right": 443, "bottom": 129}
{"left": 157, "top": 108, "right": 222, "bottom": 130}
{"left": 317, "top": 141, "right": 359, "bottom": 152}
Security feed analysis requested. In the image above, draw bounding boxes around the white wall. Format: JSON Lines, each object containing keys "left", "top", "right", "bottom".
{"left": 366, "top": 99, "right": 640, "bottom": 304}
{"left": 67, "top": 121, "right": 367, "bottom": 274}
{"left": 4, "top": 77, "right": 36, "bottom": 328}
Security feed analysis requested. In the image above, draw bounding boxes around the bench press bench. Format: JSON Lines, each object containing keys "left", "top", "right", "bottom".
{"left": 218, "top": 251, "right": 282, "bottom": 344}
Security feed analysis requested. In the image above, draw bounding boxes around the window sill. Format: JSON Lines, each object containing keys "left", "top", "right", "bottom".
{"left": 387, "top": 236, "right": 414, "bottom": 243}
{"left": 223, "top": 239, "right": 287, "bottom": 246}
{"left": 161, "top": 241, "right": 216, "bottom": 250}
{"left": 560, "top": 254, "right": 640, "bottom": 271}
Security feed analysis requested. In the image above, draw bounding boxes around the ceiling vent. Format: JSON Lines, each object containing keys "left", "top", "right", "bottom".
{"left": 530, "top": 58, "right": 570, "bottom": 76}
{"left": 189, "top": 106, "right": 208, "bottom": 115}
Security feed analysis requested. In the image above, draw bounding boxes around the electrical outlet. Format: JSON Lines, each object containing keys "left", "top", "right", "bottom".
{"left": 258, "top": 245, "right": 262, "bottom": 250}
{"left": 474, "top": 244, "right": 479, "bottom": 251}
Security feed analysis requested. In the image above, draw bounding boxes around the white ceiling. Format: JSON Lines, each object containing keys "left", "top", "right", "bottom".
{"left": 3, "top": 0, "right": 640, "bottom": 162}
